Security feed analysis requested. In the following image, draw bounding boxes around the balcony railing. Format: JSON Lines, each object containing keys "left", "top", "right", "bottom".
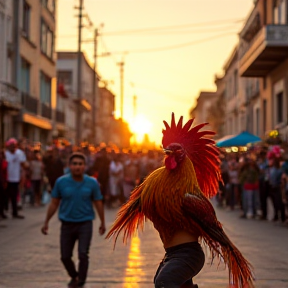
{"left": 21, "top": 92, "right": 38, "bottom": 114}
{"left": 0, "top": 81, "right": 21, "bottom": 109}
{"left": 41, "top": 103, "right": 52, "bottom": 119}
{"left": 240, "top": 25, "right": 288, "bottom": 59}
{"left": 56, "top": 110, "right": 65, "bottom": 123}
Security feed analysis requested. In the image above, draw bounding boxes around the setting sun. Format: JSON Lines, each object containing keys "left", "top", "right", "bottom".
{"left": 130, "top": 114, "right": 152, "bottom": 143}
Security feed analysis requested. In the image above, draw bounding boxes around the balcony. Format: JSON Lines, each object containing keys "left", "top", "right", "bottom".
{"left": 22, "top": 92, "right": 38, "bottom": 114}
{"left": 56, "top": 110, "right": 65, "bottom": 123}
{"left": 239, "top": 25, "right": 288, "bottom": 77}
{"left": 0, "top": 81, "right": 21, "bottom": 109}
{"left": 41, "top": 103, "right": 52, "bottom": 119}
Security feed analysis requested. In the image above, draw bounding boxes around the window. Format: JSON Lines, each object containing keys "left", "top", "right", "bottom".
{"left": 274, "top": 0, "right": 287, "bottom": 24}
{"left": 234, "top": 70, "right": 238, "bottom": 96}
{"left": 263, "top": 99, "right": 267, "bottom": 133}
{"left": 276, "top": 92, "right": 284, "bottom": 123}
{"left": 263, "top": 78, "right": 267, "bottom": 90}
{"left": 57, "top": 71, "right": 72, "bottom": 86}
{"left": 40, "top": 19, "right": 54, "bottom": 59}
{"left": 20, "top": 58, "right": 30, "bottom": 93}
{"left": 256, "top": 108, "right": 260, "bottom": 136}
{"left": 22, "top": 1, "right": 30, "bottom": 38}
{"left": 40, "top": 71, "right": 51, "bottom": 105}
{"left": 41, "top": 0, "right": 55, "bottom": 14}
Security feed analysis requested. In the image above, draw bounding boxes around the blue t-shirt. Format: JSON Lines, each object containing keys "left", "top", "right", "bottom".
{"left": 51, "top": 174, "right": 103, "bottom": 222}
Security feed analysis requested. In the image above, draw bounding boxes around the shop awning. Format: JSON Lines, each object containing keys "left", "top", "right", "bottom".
{"left": 23, "top": 113, "right": 52, "bottom": 130}
{"left": 216, "top": 131, "right": 261, "bottom": 147}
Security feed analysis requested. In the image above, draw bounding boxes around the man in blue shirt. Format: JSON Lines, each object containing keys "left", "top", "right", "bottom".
{"left": 41, "top": 152, "right": 105, "bottom": 288}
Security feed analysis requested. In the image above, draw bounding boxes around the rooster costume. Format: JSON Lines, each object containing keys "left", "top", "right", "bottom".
{"left": 107, "top": 113, "right": 254, "bottom": 288}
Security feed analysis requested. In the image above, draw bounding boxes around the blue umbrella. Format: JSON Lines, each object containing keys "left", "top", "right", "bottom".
{"left": 216, "top": 131, "right": 261, "bottom": 147}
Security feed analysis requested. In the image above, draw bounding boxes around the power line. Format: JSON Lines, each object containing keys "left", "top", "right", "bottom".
{"left": 108, "top": 31, "right": 239, "bottom": 55}
{"left": 101, "top": 24, "right": 242, "bottom": 36}
{"left": 101, "top": 18, "right": 244, "bottom": 36}
{"left": 57, "top": 18, "right": 244, "bottom": 39}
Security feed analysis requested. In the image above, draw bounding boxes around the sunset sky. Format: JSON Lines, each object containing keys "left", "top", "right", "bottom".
{"left": 57, "top": 0, "right": 254, "bottom": 146}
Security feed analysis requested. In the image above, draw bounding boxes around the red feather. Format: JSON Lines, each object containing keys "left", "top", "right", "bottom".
{"left": 162, "top": 113, "right": 221, "bottom": 198}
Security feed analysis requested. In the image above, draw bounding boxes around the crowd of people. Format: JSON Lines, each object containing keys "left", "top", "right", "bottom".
{"left": 217, "top": 145, "right": 288, "bottom": 225}
{"left": 0, "top": 137, "right": 163, "bottom": 221}
{"left": 1, "top": 136, "right": 288, "bottom": 228}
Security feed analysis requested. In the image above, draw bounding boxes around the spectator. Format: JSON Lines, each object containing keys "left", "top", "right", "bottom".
{"left": 268, "top": 156, "right": 285, "bottom": 223}
{"left": 227, "top": 156, "right": 240, "bottom": 210}
{"left": 123, "top": 152, "right": 140, "bottom": 201}
{"left": 109, "top": 153, "right": 124, "bottom": 207}
{"left": 43, "top": 147, "right": 64, "bottom": 191}
{"left": 0, "top": 149, "right": 8, "bottom": 219}
{"left": 92, "top": 148, "right": 110, "bottom": 205}
{"left": 239, "top": 158, "right": 260, "bottom": 219}
{"left": 5, "top": 138, "right": 26, "bottom": 219}
{"left": 30, "top": 152, "right": 44, "bottom": 206}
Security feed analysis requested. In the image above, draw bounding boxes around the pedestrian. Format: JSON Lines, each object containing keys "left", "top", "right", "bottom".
{"left": 257, "top": 150, "right": 269, "bottom": 220}
{"left": 227, "top": 156, "right": 240, "bottom": 210}
{"left": 239, "top": 158, "right": 260, "bottom": 219}
{"left": 43, "top": 147, "right": 64, "bottom": 191}
{"left": 41, "top": 152, "right": 106, "bottom": 288}
{"left": 122, "top": 151, "right": 140, "bottom": 201}
{"left": 30, "top": 151, "right": 44, "bottom": 206}
{"left": 92, "top": 147, "right": 110, "bottom": 205}
{"left": 4, "top": 138, "right": 26, "bottom": 219}
{"left": 268, "top": 156, "right": 285, "bottom": 223}
{"left": 0, "top": 149, "right": 8, "bottom": 219}
{"left": 108, "top": 153, "right": 123, "bottom": 207}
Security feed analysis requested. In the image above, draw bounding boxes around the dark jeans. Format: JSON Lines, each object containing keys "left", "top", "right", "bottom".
{"left": 154, "top": 242, "right": 205, "bottom": 288}
{"left": 7, "top": 182, "right": 20, "bottom": 216}
{"left": 60, "top": 220, "right": 93, "bottom": 283}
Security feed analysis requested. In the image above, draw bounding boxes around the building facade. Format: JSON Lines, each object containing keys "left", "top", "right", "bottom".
{"left": 0, "top": 0, "right": 22, "bottom": 145}
{"left": 239, "top": 0, "right": 288, "bottom": 140}
{"left": 18, "top": 0, "right": 57, "bottom": 144}
{"left": 190, "top": 91, "right": 217, "bottom": 131}
{"left": 57, "top": 52, "right": 95, "bottom": 144}
{"left": 0, "top": 0, "right": 58, "bottom": 146}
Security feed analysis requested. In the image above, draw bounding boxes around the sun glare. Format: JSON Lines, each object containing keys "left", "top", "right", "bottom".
{"left": 131, "top": 115, "right": 152, "bottom": 143}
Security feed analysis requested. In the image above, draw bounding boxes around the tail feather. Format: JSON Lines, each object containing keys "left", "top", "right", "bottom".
{"left": 201, "top": 224, "right": 254, "bottom": 287}
{"left": 106, "top": 185, "right": 145, "bottom": 247}
{"left": 183, "top": 194, "right": 254, "bottom": 288}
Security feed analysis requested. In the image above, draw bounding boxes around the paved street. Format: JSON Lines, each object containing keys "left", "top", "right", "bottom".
{"left": 0, "top": 202, "right": 288, "bottom": 288}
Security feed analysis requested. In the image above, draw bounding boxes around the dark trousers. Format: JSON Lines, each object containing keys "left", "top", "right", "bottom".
{"left": 60, "top": 220, "right": 93, "bottom": 283}
{"left": 259, "top": 180, "right": 268, "bottom": 219}
{"left": 154, "top": 242, "right": 205, "bottom": 288}
{"left": 7, "top": 182, "right": 20, "bottom": 216}
{"left": 271, "top": 186, "right": 286, "bottom": 222}
{"left": 0, "top": 184, "right": 6, "bottom": 216}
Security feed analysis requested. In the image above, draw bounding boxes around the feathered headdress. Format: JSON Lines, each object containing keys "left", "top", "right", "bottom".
{"left": 162, "top": 113, "right": 221, "bottom": 198}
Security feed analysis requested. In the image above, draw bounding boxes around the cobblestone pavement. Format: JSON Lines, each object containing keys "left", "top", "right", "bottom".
{"left": 0, "top": 201, "right": 288, "bottom": 288}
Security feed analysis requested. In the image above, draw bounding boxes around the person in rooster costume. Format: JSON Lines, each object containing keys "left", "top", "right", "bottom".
{"left": 106, "top": 113, "right": 254, "bottom": 288}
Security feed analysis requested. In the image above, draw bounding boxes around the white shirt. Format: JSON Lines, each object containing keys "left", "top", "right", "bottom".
{"left": 5, "top": 149, "right": 26, "bottom": 182}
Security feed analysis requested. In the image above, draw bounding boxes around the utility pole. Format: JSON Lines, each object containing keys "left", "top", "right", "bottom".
{"left": 118, "top": 60, "right": 125, "bottom": 119}
{"left": 133, "top": 94, "right": 137, "bottom": 119}
{"left": 76, "top": 0, "right": 83, "bottom": 144}
{"left": 133, "top": 94, "right": 137, "bottom": 144}
{"left": 92, "top": 28, "right": 98, "bottom": 144}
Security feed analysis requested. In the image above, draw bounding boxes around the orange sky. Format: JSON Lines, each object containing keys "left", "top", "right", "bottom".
{"left": 57, "top": 0, "right": 253, "bottom": 146}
